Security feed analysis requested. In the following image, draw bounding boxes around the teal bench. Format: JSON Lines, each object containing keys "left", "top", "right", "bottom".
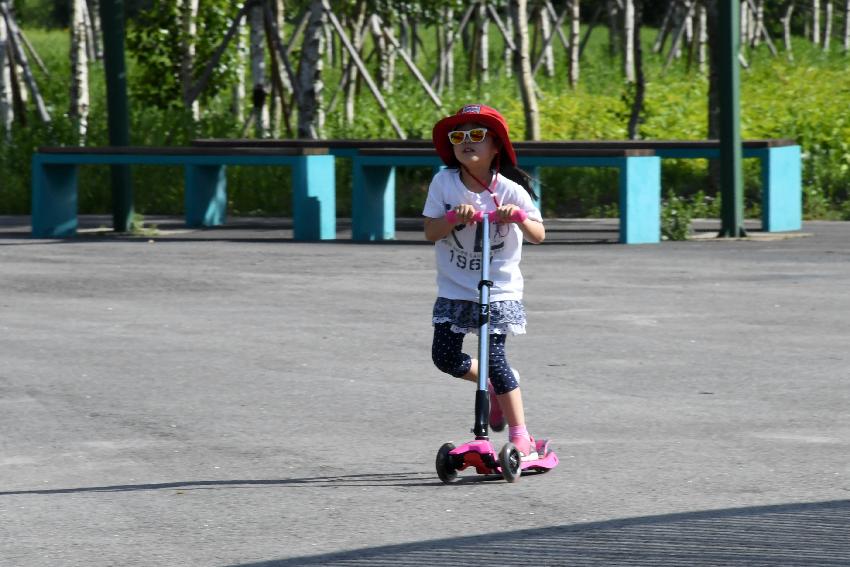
{"left": 350, "top": 147, "right": 661, "bottom": 244}
{"left": 192, "top": 137, "right": 802, "bottom": 243}
{"left": 31, "top": 146, "right": 335, "bottom": 239}
{"left": 514, "top": 139, "right": 802, "bottom": 233}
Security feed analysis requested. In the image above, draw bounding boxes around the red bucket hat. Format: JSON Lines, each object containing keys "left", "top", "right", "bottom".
{"left": 432, "top": 104, "right": 517, "bottom": 167}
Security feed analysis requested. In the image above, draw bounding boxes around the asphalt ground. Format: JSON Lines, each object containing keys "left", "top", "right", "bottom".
{"left": 1, "top": 216, "right": 848, "bottom": 566}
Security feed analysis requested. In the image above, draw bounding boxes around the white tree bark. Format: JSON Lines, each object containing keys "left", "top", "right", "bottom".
{"left": 479, "top": 3, "right": 490, "bottom": 82}
{"left": 0, "top": 10, "right": 11, "bottom": 136}
{"left": 249, "top": 3, "right": 270, "bottom": 137}
{"left": 813, "top": 0, "right": 821, "bottom": 45}
{"left": 784, "top": 1, "right": 795, "bottom": 60}
{"left": 538, "top": 4, "right": 555, "bottom": 77}
{"left": 87, "top": 0, "right": 102, "bottom": 60}
{"left": 569, "top": 0, "right": 580, "bottom": 87}
{"left": 232, "top": 19, "right": 246, "bottom": 124}
{"left": 297, "top": 0, "right": 324, "bottom": 139}
{"left": 504, "top": 3, "right": 514, "bottom": 78}
{"left": 512, "top": 0, "right": 539, "bottom": 139}
{"left": 444, "top": 6, "right": 455, "bottom": 89}
{"left": 624, "top": 0, "right": 635, "bottom": 82}
{"left": 345, "top": 2, "right": 367, "bottom": 125}
{"left": 698, "top": 2, "right": 708, "bottom": 74}
{"left": 70, "top": 0, "right": 89, "bottom": 141}
{"left": 180, "top": 0, "right": 199, "bottom": 119}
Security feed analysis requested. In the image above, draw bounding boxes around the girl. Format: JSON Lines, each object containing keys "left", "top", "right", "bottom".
{"left": 422, "top": 104, "right": 545, "bottom": 460}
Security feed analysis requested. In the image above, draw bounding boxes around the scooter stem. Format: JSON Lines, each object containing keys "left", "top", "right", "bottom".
{"left": 473, "top": 216, "right": 493, "bottom": 439}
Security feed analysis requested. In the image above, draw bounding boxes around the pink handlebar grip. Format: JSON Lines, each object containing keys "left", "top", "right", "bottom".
{"left": 446, "top": 209, "right": 527, "bottom": 224}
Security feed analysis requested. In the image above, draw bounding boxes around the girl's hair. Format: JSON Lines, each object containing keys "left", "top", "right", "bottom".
{"left": 500, "top": 164, "right": 538, "bottom": 202}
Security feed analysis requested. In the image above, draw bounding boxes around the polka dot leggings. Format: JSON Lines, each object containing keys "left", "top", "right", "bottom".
{"left": 431, "top": 322, "right": 519, "bottom": 394}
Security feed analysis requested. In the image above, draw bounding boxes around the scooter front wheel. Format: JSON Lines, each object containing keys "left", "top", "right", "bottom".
{"left": 499, "top": 442, "right": 521, "bottom": 483}
{"left": 436, "top": 442, "right": 458, "bottom": 484}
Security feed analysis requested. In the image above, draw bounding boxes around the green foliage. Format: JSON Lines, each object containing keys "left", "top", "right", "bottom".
{"left": 661, "top": 190, "right": 693, "bottom": 241}
{"left": 125, "top": 0, "right": 238, "bottom": 109}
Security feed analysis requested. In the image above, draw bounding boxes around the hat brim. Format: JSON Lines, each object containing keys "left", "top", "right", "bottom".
{"left": 432, "top": 114, "right": 517, "bottom": 167}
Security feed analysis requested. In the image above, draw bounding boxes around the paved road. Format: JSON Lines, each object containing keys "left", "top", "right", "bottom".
{"left": 1, "top": 217, "right": 848, "bottom": 566}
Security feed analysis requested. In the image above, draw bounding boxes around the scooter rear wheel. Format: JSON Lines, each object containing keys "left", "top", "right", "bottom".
{"left": 499, "top": 442, "right": 521, "bottom": 483}
{"left": 436, "top": 442, "right": 458, "bottom": 484}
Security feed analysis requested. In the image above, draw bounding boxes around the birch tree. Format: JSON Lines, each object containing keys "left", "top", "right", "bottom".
{"left": 180, "top": 0, "right": 200, "bottom": 119}
{"left": 87, "top": 0, "right": 103, "bottom": 60}
{"left": 624, "top": 0, "right": 636, "bottom": 82}
{"left": 569, "top": 0, "right": 580, "bottom": 87}
{"left": 249, "top": 2, "right": 270, "bottom": 137}
{"left": 70, "top": 0, "right": 89, "bottom": 141}
{"left": 823, "top": 0, "right": 833, "bottom": 51}
{"left": 813, "top": 0, "right": 821, "bottom": 45}
{"left": 297, "top": 0, "right": 325, "bottom": 139}
{"left": 0, "top": 9, "right": 11, "bottom": 137}
{"left": 783, "top": 1, "right": 795, "bottom": 60}
{"left": 844, "top": 0, "right": 850, "bottom": 52}
{"left": 512, "top": 0, "right": 539, "bottom": 139}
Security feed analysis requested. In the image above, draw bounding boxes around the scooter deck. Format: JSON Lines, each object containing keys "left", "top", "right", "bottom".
{"left": 450, "top": 439, "right": 558, "bottom": 476}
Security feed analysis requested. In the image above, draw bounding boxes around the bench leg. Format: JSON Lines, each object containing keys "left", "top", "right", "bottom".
{"left": 31, "top": 157, "right": 78, "bottom": 238}
{"left": 352, "top": 163, "right": 395, "bottom": 241}
{"left": 618, "top": 156, "right": 661, "bottom": 244}
{"left": 760, "top": 145, "right": 802, "bottom": 232}
{"left": 292, "top": 155, "right": 336, "bottom": 240}
{"left": 184, "top": 165, "right": 227, "bottom": 227}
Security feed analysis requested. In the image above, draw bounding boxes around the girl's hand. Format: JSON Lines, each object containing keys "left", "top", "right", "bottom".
{"left": 495, "top": 205, "right": 528, "bottom": 224}
{"left": 451, "top": 204, "right": 477, "bottom": 223}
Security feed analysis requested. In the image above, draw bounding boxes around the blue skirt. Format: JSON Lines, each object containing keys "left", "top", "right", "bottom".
{"left": 432, "top": 297, "right": 527, "bottom": 336}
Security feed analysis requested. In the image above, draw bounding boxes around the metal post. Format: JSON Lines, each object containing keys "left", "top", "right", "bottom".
{"left": 717, "top": 0, "right": 746, "bottom": 237}
{"left": 99, "top": 0, "right": 133, "bottom": 232}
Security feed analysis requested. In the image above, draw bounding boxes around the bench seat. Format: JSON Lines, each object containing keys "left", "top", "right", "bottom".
{"left": 31, "top": 146, "right": 335, "bottom": 239}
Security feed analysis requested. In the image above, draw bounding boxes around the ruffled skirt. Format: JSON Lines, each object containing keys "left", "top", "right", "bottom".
{"left": 432, "top": 297, "right": 527, "bottom": 335}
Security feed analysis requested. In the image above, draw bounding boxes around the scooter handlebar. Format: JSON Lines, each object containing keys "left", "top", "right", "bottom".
{"left": 445, "top": 209, "right": 528, "bottom": 224}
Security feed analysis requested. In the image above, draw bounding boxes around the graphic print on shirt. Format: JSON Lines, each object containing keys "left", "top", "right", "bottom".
{"left": 445, "top": 220, "right": 505, "bottom": 272}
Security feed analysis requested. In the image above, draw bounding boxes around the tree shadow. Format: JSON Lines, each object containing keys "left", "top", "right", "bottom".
{"left": 228, "top": 499, "right": 850, "bottom": 566}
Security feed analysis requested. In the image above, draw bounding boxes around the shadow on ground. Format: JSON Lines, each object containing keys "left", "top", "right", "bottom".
{"left": 231, "top": 499, "right": 850, "bottom": 566}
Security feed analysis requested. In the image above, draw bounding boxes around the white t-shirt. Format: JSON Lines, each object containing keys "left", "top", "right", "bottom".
{"left": 422, "top": 168, "right": 543, "bottom": 302}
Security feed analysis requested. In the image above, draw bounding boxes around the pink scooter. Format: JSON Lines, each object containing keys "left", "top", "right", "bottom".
{"left": 436, "top": 209, "right": 558, "bottom": 483}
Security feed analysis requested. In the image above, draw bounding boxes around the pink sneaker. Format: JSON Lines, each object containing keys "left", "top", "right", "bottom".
{"left": 511, "top": 435, "right": 539, "bottom": 461}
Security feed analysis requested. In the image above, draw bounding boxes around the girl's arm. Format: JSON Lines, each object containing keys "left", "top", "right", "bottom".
{"left": 424, "top": 204, "right": 478, "bottom": 242}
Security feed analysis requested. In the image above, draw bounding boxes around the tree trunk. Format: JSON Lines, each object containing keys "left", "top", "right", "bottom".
{"left": 538, "top": 3, "right": 554, "bottom": 77}
{"left": 698, "top": 1, "right": 708, "bottom": 73}
{"left": 249, "top": 3, "right": 270, "bottom": 137}
{"left": 0, "top": 9, "right": 11, "bottom": 136}
{"left": 180, "top": 0, "right": 199, "bottom": 119}
{"left": 512, "top": 0, "right": 539, "bottom": 140}
{"left": 87, "top": 0, "right": 102, "bottom": 60}
{"left": 297, "top": 0, "right": 324, "bottom": 139}
{"left": 784, "top": 1, "right": 795, "bottom": 60}
{"left": 232, "top": 21, "right": 246, "bottom": 124}
{"left": 607, "top": 0, "right": 620, "bottom": 57}
{"left": 813, "top": 0, "right": 821, "bottom": 45}
{"left": 479, "top": 2, "right": 490, "bottom": 83}
{"left": 569, "top": 0, "right": 580, "bottom": 87}
{"left": 444, "top": 6, "right": 456, "bottom": 90}
{"left": 706, "top": 0, "right": 720, "bottom": 192}
{"left": 70, "top": 0, "right": 89, "bottom": 141}
{"left": 504, "top": 3, "right": 514, "bottom": 78}
{"left": 370, "top": 14, "right": 393, "bottom": 93}
{"left": 844, "top": 0, "right": 850, "bottom": 52}
{"left": 624, "top": 0, "right": 635, "bottom": 82}
{"left": 345, "top": 2, "right": 367, "bottom": 125}
{"left": 823, "top": 0, "right": 833, "bottom": 51}
{"left": 628, "top": 0, "right": 645, "bottom": 139}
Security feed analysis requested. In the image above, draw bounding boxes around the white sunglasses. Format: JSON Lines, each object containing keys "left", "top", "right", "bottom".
{"left": 448, "top": 128, "right": 489, "bottom": 145}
